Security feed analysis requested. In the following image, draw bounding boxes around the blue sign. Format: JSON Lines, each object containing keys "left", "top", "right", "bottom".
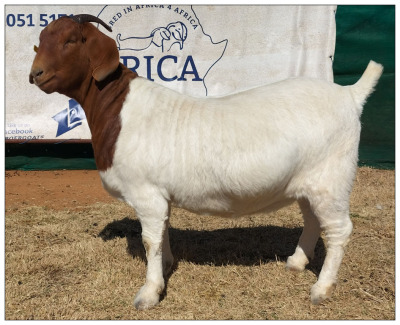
{"left": 52, "top": 99, "right": 86, "bottom": 137}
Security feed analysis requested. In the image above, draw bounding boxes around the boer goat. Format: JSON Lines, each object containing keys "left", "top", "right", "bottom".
{"left": 29, "top": 14, "right": 383, "bottom": 310}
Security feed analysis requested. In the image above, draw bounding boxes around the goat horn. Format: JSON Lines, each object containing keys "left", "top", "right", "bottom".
{"left": 70, "top": 14, "right": 112, "bottom": 32}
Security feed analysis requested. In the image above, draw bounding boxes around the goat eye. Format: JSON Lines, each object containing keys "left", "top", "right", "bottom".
{"left": 64, "top": 40, "right": 76, "bottom": 48}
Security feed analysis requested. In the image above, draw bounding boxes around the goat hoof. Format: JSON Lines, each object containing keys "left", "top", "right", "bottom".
{"left": 285, "top": 261, "right": 304, "bottom": 272}
{"left": 133, "top": 285, "right": 161, "bottom": 310}
{"left": 310, "top": 282, "right": 336, "bottom": 305}
{"left": 133, "top": 294, "right": 160, "bottom": 310}
{"left": 285, "top": 255, "right": 306, "bottom": 272}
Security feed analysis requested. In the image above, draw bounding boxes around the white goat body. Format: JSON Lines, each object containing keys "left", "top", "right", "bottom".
{"left": 98, "top": 62, "right": 383, "bottom": 309}
{"left": 28, "top": 15, "right": 383, "bottom": 309}
{"left": 102, "top": 65, "right": 378, "bottom": 217}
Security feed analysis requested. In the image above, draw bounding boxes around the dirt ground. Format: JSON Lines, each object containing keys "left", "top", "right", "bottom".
{"left": 5, "top": 170, "right": 113, "bottom": 211}
{"left": 4, "top": 167, "right": 395, "bottom": 320}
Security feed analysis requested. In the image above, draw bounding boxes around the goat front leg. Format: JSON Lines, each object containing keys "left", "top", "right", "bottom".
{"left": 131, "top": 193, "right": 173, "bottom": 310}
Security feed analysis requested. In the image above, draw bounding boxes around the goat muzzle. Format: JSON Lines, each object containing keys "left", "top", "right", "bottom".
{"left": 29, "top": 67, "right": 43, "bottom": 85}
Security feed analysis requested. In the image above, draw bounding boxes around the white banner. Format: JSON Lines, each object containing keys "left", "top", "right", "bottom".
{"left": 5, "top": 5, "right": 336, "bottom": 142}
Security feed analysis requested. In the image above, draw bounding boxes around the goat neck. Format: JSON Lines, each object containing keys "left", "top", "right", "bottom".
{"left": 80, "top": 63, "right": 137, "bottom": 171}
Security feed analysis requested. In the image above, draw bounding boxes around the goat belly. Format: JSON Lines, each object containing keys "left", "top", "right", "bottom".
{"left": 99, "top": 161, "right": 296, "bottom": 218}
{"left": 170, "top": 191, "right": 296, "bottom": 218}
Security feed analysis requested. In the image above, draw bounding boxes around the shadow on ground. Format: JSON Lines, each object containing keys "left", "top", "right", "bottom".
{"left": 98, "top": 217, "right": 326, "bottom": 275}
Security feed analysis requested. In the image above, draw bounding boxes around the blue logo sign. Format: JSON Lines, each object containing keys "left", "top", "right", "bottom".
{"left": 52, "top": 99, "right": 86, "bottom": 137}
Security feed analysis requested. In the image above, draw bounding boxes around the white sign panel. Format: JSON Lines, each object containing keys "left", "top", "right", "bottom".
{"left": 5, "top": 5, "right": 336, "bottom": 142}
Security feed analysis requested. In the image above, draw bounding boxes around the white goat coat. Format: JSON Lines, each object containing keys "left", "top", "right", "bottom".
{"left": 101, "top": 75, "right": 360, "bottom": 218}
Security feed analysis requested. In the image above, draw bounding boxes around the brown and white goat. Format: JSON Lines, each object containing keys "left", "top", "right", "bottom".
{"left": 29, "top": 15, "right": 383, "bottom": 310}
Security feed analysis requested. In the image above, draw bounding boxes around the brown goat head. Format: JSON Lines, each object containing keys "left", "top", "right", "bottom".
{"left": 29, "top": 16, "right": 120, "bottom": 98}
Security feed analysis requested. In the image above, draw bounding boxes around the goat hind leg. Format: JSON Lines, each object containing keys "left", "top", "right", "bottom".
{"left": 310, "top": 207, "right": 352, "bottom": 304}
{"left": 286, "top": 198, "right": 321, "bottom": 272}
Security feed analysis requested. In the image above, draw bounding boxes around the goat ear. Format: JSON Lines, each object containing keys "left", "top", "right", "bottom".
{"left": 82, "top": 23, "right": 120, "bottom": 82}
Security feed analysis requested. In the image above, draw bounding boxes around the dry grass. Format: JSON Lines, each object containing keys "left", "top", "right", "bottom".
{"left": 5, "top": 167, "right": 395, "bottom": 320}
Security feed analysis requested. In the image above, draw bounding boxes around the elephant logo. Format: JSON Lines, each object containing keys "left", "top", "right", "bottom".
{"left": 117, "top": 21, "right": 188, "bottom": 53}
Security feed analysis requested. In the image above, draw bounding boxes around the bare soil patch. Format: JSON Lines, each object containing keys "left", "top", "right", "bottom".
{"left": 5, "top": 167, "right": 395, "bottom": 320}
{"left": 5, "top": 170, "right": 112, "bottom": 211}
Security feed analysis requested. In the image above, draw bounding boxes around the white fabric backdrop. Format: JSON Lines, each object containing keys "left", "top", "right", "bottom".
{"left": 5, "top": 5, "right": 336, "bottom": 142}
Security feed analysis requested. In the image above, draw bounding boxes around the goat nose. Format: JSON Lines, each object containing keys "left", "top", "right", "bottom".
{"left": 29, "top": 67, "right": 43, "bottom": 84}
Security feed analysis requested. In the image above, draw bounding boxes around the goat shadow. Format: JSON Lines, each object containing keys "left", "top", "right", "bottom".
{"left": 98, "top": 217, "right": 326, "bottom": 276}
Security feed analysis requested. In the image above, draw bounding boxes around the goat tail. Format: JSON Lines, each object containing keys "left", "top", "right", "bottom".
{"left": 350, "top": 60, "right": 383, "bottom": 116}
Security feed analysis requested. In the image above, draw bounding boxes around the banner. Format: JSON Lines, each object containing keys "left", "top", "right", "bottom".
{"left": 5, "top": 5, "right": 336, "bottom": 142}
